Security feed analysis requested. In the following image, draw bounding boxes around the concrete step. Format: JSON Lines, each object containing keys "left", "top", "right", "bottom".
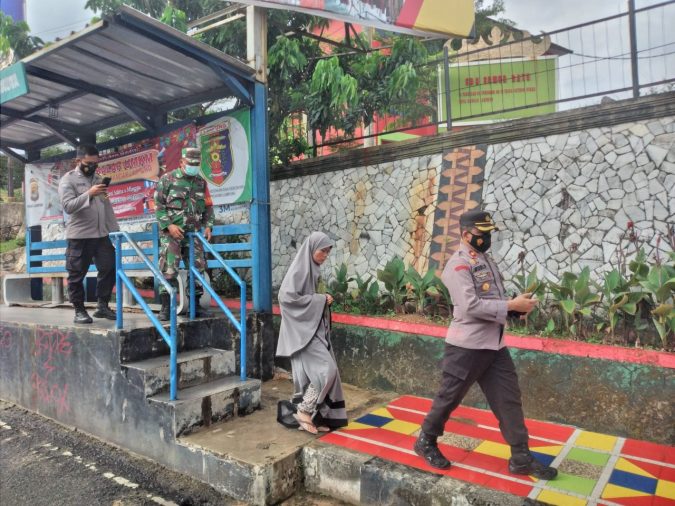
{"left": 175, "top": 378, "right": 398, "bottom": 505}
{"left": 303, "top": 443, "right": 530, "bottom": 506}
{"left": 119, "top": 317, "right": 237, "bottom": 363}
{"left": 149, "top": 375, "right": 261, "bottom": 436}
{"left": 122, "top": 348, "right": 236, "bottom": 397}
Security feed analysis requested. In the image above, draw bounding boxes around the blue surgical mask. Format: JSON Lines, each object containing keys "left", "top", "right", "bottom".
{"left": 184, "top": 165, "right": 200, "bottom": 177}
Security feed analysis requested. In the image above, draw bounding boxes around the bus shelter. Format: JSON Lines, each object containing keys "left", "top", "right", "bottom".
{"left": 0, "top": 5, "right": 272, "bottom": 313}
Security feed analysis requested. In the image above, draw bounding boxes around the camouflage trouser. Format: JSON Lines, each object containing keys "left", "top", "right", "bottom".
{"left": 158, "top": 233, "right": 206, "bottom": 296}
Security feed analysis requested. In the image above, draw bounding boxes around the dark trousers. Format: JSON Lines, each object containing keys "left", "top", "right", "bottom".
{"left": 422, "top": 344, "right": 529, "bottom": 447}
{"left": 66, "top": 237, "right": 116, "bottom": 307}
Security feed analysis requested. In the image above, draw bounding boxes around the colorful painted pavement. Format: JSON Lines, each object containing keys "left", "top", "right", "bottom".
{"left": 321, "top": 396, "right": 675, "bottom": 506}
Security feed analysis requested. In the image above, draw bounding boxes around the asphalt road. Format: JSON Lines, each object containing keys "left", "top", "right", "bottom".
{"left": 0, "top": 401, "right": 348, "bottom": 506}
{"left": 0, "top": 401, "right": 243, "bottom": 506}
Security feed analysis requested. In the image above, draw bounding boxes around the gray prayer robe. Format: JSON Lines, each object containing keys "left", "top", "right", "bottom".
{"left": 276, "top": 232, "right": 348, "bottom": 429}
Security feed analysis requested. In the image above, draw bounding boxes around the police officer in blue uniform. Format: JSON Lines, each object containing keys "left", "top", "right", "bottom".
{"left": 414, "top": 210, "right": 558, "bottom": 480}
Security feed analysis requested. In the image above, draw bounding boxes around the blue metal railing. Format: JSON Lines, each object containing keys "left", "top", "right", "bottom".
{"left": 110, "top": 231, "right": 179, "bottom": 401}
{"left": 188, "top": 232, "right": 247, "bottom": 381}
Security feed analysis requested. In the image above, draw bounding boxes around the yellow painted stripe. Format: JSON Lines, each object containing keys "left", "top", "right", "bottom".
{"left": 575, "top": 431, "right": 617, "bottom": 452}
{"left": 656, "top": 478, "right": 675, "bottom": 500}
{"left": 530, "top": 445, "right": 564, "bottom": 457}
{"left": 370, "top": 407, "right": 393, "bottom": 419}
{"left": 474, "top": 440, "right": 510, "bottom": 460}
{"left": 537, "top": 489, "right": 587, "bottom": 506}
{"left": 602, "top": 483, "right": 650, "bottom": 499}
{"left": 343, "top": 421, "right": 375, "bottom": 430}
{"left": 614, "top": 457, "right": 656, "bottom": 478}
{"left": 414, "top": 0, "right": 475, "bottom": 38}
{"left": 381, "top": 419, "right": 420, "bottom": 435}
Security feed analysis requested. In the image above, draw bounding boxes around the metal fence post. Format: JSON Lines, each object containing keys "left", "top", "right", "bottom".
{"left": 628, "top": 0, "right": 639, "bottom": 98}
{"left": 443, "top": 46, "right": 452, "bottom": 130}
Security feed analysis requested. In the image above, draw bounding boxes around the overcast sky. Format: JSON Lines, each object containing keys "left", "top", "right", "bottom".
{"left": 20, "top": 0, "right": 671, "bottom": 41}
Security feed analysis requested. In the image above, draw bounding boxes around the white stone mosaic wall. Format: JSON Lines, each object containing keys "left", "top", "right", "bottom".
{"left": 32, "top": 116, "right": 674, "bottom": 291}
{"left": 269, "top": 155, "right": 442, "bottom": 287}
{"left": 484, "top": 116, "right": 674, "bottom": 280}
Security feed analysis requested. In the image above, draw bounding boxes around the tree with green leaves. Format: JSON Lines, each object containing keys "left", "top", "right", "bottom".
{"left": 83, "top": 1, "right": 511, "bottom": 164}
{"left": 0, "top": 12, "right": 43, "bottom": 61}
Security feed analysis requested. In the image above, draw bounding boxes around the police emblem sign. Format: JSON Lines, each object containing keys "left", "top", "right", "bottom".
{"left": 197, "top": 108, "right": 252, "bottom": 205}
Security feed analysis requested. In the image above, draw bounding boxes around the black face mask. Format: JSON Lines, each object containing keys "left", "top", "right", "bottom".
{"left": 469, "top": 232, "right": 491, "bottom": 253}
{"left": 79, "top": 162, "right": 98, "bottom": 177}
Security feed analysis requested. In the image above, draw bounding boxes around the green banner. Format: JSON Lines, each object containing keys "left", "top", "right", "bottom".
{"left": 439, "top": 58, "right": 557, "bottom": 124}
{"left": 0, "top": 62, "right": 29, "bottom": 104}
{"left": 197, "top": 108, "right": 252, "bottom": 205}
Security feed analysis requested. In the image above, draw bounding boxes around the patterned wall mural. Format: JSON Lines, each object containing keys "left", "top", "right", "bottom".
{"left": 429, "top": 145, "right": 487, "bottom": 276}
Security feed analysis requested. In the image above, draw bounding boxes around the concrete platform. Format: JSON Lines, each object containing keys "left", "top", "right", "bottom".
{"left": 179, "top": 376, "right": 397, "bottom": 504}
{"left": 0, "top": 303, "right": 196, "bottom": 330}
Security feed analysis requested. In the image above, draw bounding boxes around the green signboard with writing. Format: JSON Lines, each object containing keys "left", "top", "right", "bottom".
{"left": 0, "top": 62, "right": 29, "bottom": 104}
{"left": 439, "top": 58, "right": 557, "bottom": 125}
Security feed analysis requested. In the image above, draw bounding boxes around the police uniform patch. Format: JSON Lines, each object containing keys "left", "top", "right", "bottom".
{"left": 475, "top": 270, "right": 491, "bottom": 280}
{"left": 455, "top": 264, "right": 470, "bottom": 272}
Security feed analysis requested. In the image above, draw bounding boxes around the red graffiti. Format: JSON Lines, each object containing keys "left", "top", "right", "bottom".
{"left": 31, "top": 373, "right": 70, "bottom": 415}
{"left": 34, "top": 327, "right": 72, "bottom": 374}
{"left": 0, "top": 328, "right": 11, "bottom": 350}
{"left": 31, "top": 327, "right": 72, "bottom": 414}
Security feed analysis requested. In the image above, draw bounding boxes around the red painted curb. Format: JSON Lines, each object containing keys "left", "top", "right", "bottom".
{"left": 216, "top": 298, "right": 674, "bottom": 369}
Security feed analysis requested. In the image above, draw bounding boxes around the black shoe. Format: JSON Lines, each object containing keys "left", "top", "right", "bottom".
{"left": 414, "top": 431, "right": 451, "bottom": 469}
{"left": 74, "top": 307, "right": 93, "bottom": 324}
{"left": 509, "top": 453, "right": 558, "bottom": 480}
{"left": 92, "top": 302, "right": 116, "bottom": 320}
{"left": 158, "top": 293, "right": 170, "bottom": 322}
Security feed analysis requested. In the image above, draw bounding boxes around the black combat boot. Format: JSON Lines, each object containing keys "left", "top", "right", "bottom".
{"left": 92, "top": 299, "right": 116, "bottom": 320}
{"left": 509, "top": 444, "right": 558, "bottom": 480}
{"left": 158, "top": 293, "right": 170, "bottom": 322}
{"left": 414, "top": 431, "right": 451, "bottom": 469}
{"left": 73, "top": 305, "right": 93, "bottom": 324}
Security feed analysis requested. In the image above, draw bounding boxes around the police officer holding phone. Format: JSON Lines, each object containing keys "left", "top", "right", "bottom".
{"left": 413, "top": 210, "right": 558, "bottom": 481}
{"left": 58, "top": 145, "right": 120, "bottom": 324}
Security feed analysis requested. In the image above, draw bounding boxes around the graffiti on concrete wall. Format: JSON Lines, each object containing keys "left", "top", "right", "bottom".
{"left": 31, "top": 326, "right": 72, "bottom": 415}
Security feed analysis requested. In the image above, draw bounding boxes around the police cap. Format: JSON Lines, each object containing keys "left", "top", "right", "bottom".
{"left": 459, "top": 210, "right": 500, "bottom": 232}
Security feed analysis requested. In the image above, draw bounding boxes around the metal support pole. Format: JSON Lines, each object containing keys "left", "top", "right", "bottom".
{"left": 115, "top": 235, "right": 123, "bottom": 329}
{"left": 152, "top": 222, "right": 160, "bottom": 302}
{"left": 7, "top": 156, "right": 14, "bottom": 198}
{"left": 169, "top": 290, "right": 177, "bottom": 401}
{"left": 443, "top": 46, "right": 452, "bottom": 130}
{"left": 246, "top": 6, "right": 268, "bottom": 83}
{"left": 251, "top": 82, "right": 273, "bottom": 313}
{"left": 189, "top": 235, "right": 196, "bottom": 320}
{"left": 628, "top": 0, "right": 639, "bottom": 98}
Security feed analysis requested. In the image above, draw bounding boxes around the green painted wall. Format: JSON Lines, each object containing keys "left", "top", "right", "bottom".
{"left": 278, "top": 320, "right": 674, "bottom": 445}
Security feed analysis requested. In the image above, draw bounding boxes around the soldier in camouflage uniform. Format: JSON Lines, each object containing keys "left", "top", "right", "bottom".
{"left": 154, "top": 147, "right": 215, "bottom": 320}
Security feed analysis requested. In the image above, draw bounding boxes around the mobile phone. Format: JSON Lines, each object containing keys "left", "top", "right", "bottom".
{"left": 102, "top": 177, "right": 111, "bottom": 186}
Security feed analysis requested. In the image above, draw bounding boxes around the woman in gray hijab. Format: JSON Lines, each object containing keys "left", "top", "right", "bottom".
{"left": 276, "top": 231, "right": 348, "bottom": 434}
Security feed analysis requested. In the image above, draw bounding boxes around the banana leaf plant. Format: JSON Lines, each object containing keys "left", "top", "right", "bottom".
{"left": 511, "top": 266, "right": 548, "bottom": 331}
{"left": 548, "top": 267, "right": 601, "bottom": 337}
{"left": 405, "top": 266, "right": 438, "bottom": 314}
{"left": 329, "top": 262, "right": 353, "bottom": 306}
{"left": 639, "top": 263, "right": 675, "bottom": 349}
{"left": 598, "top": 269, "right": 645, "bottom": 340}
{"left": 350, "top": 274, "right": 381, "bottom": 315}
{"left": 377, "top": 257, "right": 407, "bottom": 313}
